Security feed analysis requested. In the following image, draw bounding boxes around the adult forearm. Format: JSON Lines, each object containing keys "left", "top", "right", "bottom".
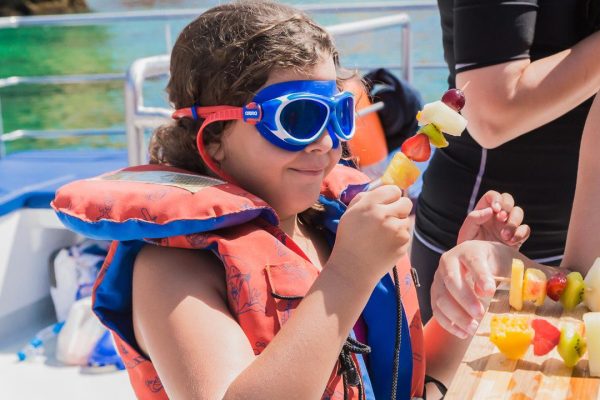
{"left": 224, "top": 264, "right": 378, "bottom": 400}
{"left": 424, "top": 317, "right": 471, "bottom": 387}
{"left": 562, "top": 93, "right": 600, "bottom": 274}
{"left": 458, "top": 30, "right": 600, "bottom": 148}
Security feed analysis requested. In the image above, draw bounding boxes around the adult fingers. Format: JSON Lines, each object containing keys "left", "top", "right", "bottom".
{"left": 508, "top": 224, "right": 530, "bottom": 248}
{"left": 434, "top": 292, "right": 480, "bottom": 336}
{"left": 500, "top": 206, "right": 525, "bottom": 240}
{"left": 432, "top": 301, "right": 471, "bottom": 339}
{"left": 495, "top": 192, "right": 515, "bottom": 222}
{"left": 438, "top": 252, "right": 486, "bottom": 320}
{"left": 457, "top": 207, "right": 494, "bottom": 243}
{"left": 475, "top": 190, "right": 503, "bottom": 212}
{"left": 456, "top": 250, "right": 497, "bottom": 298}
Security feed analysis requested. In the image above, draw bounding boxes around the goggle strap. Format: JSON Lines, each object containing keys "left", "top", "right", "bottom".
{"left": 172, "top": 105, "right": 242, "bottom": 121}
{"left": 194, "top": 109, "right": 243, "bottom": 184}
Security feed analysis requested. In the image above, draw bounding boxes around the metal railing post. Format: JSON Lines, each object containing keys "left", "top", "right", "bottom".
{"left": 124, "top": 55, "right": 171, "bottom": 165}
{"left": 0, "top": 97, "right": 5, "bottom": 159}
{"left": 401, "top": 21, "right": 412, "bottom": 83}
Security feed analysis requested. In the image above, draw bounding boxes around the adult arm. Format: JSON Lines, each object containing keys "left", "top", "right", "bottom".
{"left": 562, "top": 92, "right": 600, "bottom": 273}
{"left": 430, "top": 241, "right": 563, "bottom": 338}
{"left": 453, "top": 2, "right": 600, "bottom": 148}
{"left": 423, "top": 317, "right": 471, "bottom": 391}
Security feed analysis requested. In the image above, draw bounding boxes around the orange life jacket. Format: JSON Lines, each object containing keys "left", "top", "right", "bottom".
{"left": 52, "top": 164, "right": 425, "bottom": 399}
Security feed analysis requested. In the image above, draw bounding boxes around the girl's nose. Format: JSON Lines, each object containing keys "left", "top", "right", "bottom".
{"left": 304, "top": 129, "right": 335, "bottom": 153}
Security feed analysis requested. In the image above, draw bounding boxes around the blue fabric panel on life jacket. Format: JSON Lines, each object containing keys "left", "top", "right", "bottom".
{"left": 318, "top": 194, "right": 413, "bottom": 400}
{"left": 57, "top": 208, "right": 273, "bottom": 241}
{"left": 363, "top": 274, "right": 412, "bottom": 400}
{"left": 318, "top": 195, "right": 346, "bottom": 234}
{"left": 93, "top": 240, "right": 145, "bottom": 349}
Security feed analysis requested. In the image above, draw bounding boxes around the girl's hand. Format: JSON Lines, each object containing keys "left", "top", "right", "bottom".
{"left": 431, "top": 241, "right": 517, "bottom": 338}
{"left": 457, "top": 190, "right": 530, "bottom": 248}
{"left": 328, "top": 185, "right": 412, "bottom": 286}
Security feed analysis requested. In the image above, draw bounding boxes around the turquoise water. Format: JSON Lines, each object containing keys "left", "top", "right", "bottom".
{"left": 0, "top": 1, "right": 448, "bottom": 153}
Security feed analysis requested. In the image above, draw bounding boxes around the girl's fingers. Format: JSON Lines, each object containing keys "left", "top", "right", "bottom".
{"left": 381, "top": 196, "right": 413, "bottom": 218}
{"left": 369, "top": 185, "right": 404, "bottom": 205}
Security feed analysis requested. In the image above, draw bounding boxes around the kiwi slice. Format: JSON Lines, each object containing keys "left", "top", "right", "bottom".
{"left": 560, "top": 272, "right": 585, "bottom": 311}
{"left": 419, "top": 123, "right": 448, "bottom": 148}
{"left": 557, "top": 324, "right": 587, "bottom": 367}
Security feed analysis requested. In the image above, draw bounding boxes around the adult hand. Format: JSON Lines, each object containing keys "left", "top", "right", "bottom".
{"left": 431, "top": 241, "right": 518, "bottom": 338}
{"left": 457, "top": 190, "right": 530, "bottom": 248}
{"left": 328, "top": 185, "right": 412, "bottom": 286}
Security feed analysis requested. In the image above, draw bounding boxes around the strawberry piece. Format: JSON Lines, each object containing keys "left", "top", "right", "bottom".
{"left": 547, "top": 272, "right": 568, "bottom": 302}
{"left": 401, "top": 133, "right": 431, "bottom": 162}
{"left": 531, "top": 318, "right": 561, "bottom": 356}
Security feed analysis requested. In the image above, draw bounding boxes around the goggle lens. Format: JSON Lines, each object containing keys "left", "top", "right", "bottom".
{"left": 280, "top": 99, "right": 329, "bottom": 140}
{"left": 336, "top": 96, "right": 355, "bottom": 137}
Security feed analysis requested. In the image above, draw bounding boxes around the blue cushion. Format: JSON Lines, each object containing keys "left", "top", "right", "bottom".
{"left": 0, "top": 149, "right": 127, "bottom": 217}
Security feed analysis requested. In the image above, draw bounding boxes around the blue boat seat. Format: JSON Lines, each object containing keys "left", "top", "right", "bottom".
{"left": 0, "top": 149, "right": 128, "bottom": 217}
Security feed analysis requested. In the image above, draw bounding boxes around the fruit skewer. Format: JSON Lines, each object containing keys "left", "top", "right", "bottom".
{"left": 340, "top": 88, "right": 468, "bottom": 204}
{"left": 400, "top": 88, "right": 467, "bottom": 163}
{"left": 489, "top": 314, "right": 588, "bottom": 369}
{"left": 489, "top": 259, "right": 600, "bottom": 372}
{"left": 498, "top": 258, "right": 600, "bottom": 312}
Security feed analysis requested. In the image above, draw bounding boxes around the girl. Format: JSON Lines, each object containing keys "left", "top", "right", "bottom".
{"left": 53, "top": 1, "right": 528, "bottom": 398}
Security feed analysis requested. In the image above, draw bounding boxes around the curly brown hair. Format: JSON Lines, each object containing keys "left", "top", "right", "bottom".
{"left": 149, "top": 0, "right": 353, "bottom": 174}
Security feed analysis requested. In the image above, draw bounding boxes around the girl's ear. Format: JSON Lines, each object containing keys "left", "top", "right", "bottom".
{"left": 205, "top": 140, "right": 225, "bottom": 164}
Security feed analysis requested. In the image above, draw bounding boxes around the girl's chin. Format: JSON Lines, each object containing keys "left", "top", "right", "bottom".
{"left": 276, "top": 195, "right": 322, "bottom": 216}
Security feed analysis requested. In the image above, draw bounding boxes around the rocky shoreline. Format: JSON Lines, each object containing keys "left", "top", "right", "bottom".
{"left": 1, "top": 0, "right": 89, "bottom": 17}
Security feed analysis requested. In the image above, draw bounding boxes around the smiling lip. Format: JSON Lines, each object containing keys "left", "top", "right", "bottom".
{"left": 290, "top": 168, "right": 325, "bottom": 176}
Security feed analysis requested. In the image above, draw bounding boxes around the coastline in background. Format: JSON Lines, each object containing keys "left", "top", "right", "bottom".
{"left": 0, "top": 1, "right": 447, "bottom": 154}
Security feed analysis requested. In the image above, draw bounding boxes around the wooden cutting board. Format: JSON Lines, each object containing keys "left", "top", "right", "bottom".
{"left": 445, "top": 287, "right": 600, "bottom": 399}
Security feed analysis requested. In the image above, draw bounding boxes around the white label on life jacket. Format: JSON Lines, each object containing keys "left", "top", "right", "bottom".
{"left": 95, "top": 171, "right": 224, "bottom": 193}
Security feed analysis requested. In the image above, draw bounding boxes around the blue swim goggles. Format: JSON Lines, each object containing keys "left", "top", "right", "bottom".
{"left": 172, "top": 80, "right": 355, "bottom": 181}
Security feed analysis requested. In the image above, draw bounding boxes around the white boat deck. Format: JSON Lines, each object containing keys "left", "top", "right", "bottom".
{"left": 0, "top": 316, "right": 133, "bottom": 399}
{"left": 0, "top": 209, "right": 133, "bottom": 399}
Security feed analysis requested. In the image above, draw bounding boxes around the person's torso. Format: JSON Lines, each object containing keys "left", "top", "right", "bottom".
{"left": 418, "top": 0, "right": 593, "bottom": 260}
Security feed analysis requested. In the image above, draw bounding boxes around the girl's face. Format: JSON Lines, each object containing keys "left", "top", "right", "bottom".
{"left": 210, "top": 56, "right": 342, "bottom": 220}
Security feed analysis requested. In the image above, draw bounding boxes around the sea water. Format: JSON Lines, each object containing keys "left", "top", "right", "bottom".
{"left": 0, "top": 0, "right": 447, "bottom": 154}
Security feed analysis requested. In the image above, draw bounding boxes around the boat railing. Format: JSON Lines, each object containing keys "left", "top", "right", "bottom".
{"left": 0, "top": 1, "right": 442, "bottom": 161}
